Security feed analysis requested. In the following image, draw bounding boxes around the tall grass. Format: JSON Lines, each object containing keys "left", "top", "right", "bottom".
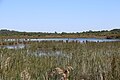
{"left": 0, "top": 41, "right": 120, "bottom": 80}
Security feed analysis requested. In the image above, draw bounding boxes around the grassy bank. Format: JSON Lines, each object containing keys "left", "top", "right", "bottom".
{"left": 0, "top": 41, "right": 120, "bottom": 80}
{"left": 0, "top": 29, "right": 120, "bottom": 39}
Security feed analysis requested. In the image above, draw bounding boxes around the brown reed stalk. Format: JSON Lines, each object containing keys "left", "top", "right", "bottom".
{"left": 4, "top": 57, "right": 11, "bottom": 70}
{"left": 46, "top": 66, "right": 73, "bottom": 80}
{"left": 20, "top": 68, "right": 31, "bottom": 80}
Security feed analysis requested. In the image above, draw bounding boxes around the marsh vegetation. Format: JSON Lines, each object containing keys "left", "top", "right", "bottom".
{"left": 0, "top": 41, "right": 120, "bottom": 80}
{"left": 0, "top": 29, "right": 120, "bottom": 39}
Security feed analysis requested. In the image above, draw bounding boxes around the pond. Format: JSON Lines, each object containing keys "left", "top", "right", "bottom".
{"left": 0, "top": 38, "right": 120, "bottom": 49}
{"left": 29, "top": 50, "right": 72, "bottom": 58}
{"left": 3, "top": 38, "right": 120, "bottom": 42}
{"left": 0, "top": 44, "right": 26, "bottom": 49}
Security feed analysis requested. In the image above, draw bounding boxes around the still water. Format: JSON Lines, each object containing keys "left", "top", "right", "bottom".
{"left": 0, "top": 38, "right": 120, "bottom": 49}
{"left": 5, "top": 38, "right": 120, "bottom": 42}
{"left": 0, "top": 38, "right": 120, "bottom": 57}
{"left": 0, "top": 44, "right": 25, "bottom": 49}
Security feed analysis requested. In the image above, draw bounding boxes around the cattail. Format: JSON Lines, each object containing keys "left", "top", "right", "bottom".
{"left": 20, "top": 68, "right": 31, "bottom": 80}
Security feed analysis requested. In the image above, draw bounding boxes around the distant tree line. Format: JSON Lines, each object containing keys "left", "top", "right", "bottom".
{"left": 0, "top": 29, "right": 120, "bottom": 39}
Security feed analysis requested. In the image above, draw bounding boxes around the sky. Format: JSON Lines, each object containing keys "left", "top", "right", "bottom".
{"left": 0, "top": 0, "right": 120, "bottom": 32}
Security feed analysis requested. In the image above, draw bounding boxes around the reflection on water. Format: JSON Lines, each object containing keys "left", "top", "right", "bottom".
{"left": 0, "top": 44, "right": 25, "bottom": 49}
{"left": 2, "top": 38, "right": 120, "bottom": 42}
{"left": 0, "top": 44, "right": 72, "bottom": 58}
{"left": 0, "top": 38, "right": 120, "bottom": 49}
{"left": 29, "top": 50, "right": 72, "bottom": 58}
{"left": 22, "top": 38, "right": 120, "bottom": 42}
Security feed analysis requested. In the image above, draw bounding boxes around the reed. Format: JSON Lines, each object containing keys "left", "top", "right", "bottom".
{"left": 0, "top": 41, "right": 120, "bottom": 80}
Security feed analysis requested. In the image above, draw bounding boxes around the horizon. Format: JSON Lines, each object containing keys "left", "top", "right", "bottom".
{"left": 0, "top": 28, "right": 119, "bottom": 33}
{"left": 0, "top": 0, "right": 120, "bottom": 32}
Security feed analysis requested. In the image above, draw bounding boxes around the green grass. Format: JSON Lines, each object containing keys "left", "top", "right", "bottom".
{"left": 0, "top": 41, "right": 120, "bottom": 80}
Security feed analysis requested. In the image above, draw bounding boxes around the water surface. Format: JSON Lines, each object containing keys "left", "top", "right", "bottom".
{"left": 0, "top": 38, "right": 120, "bottom": 49}
{"left": 4, "top": 38, "right": 120, "bottom": 42}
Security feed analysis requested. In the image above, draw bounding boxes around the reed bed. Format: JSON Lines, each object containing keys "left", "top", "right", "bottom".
{"left": 0, "top": 41, "right": 120, "bottom": 80}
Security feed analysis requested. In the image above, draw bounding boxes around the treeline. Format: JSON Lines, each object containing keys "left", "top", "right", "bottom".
{"left": 81, "top": 29, "right": 120, "bottom": 39}
{"left": 0, "top": 29, "right": 120, "bottom": 39}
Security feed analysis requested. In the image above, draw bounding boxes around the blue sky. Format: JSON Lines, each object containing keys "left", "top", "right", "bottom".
{"left": 0, "top": 0, "right": 120, "bottom": 32}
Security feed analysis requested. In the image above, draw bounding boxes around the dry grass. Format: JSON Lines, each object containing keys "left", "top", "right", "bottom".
{"left": 0, "top": 41, "right": 120, "bottom": 80}
{"left": 46, "top": 66, "right": 73, "bottom": 80}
